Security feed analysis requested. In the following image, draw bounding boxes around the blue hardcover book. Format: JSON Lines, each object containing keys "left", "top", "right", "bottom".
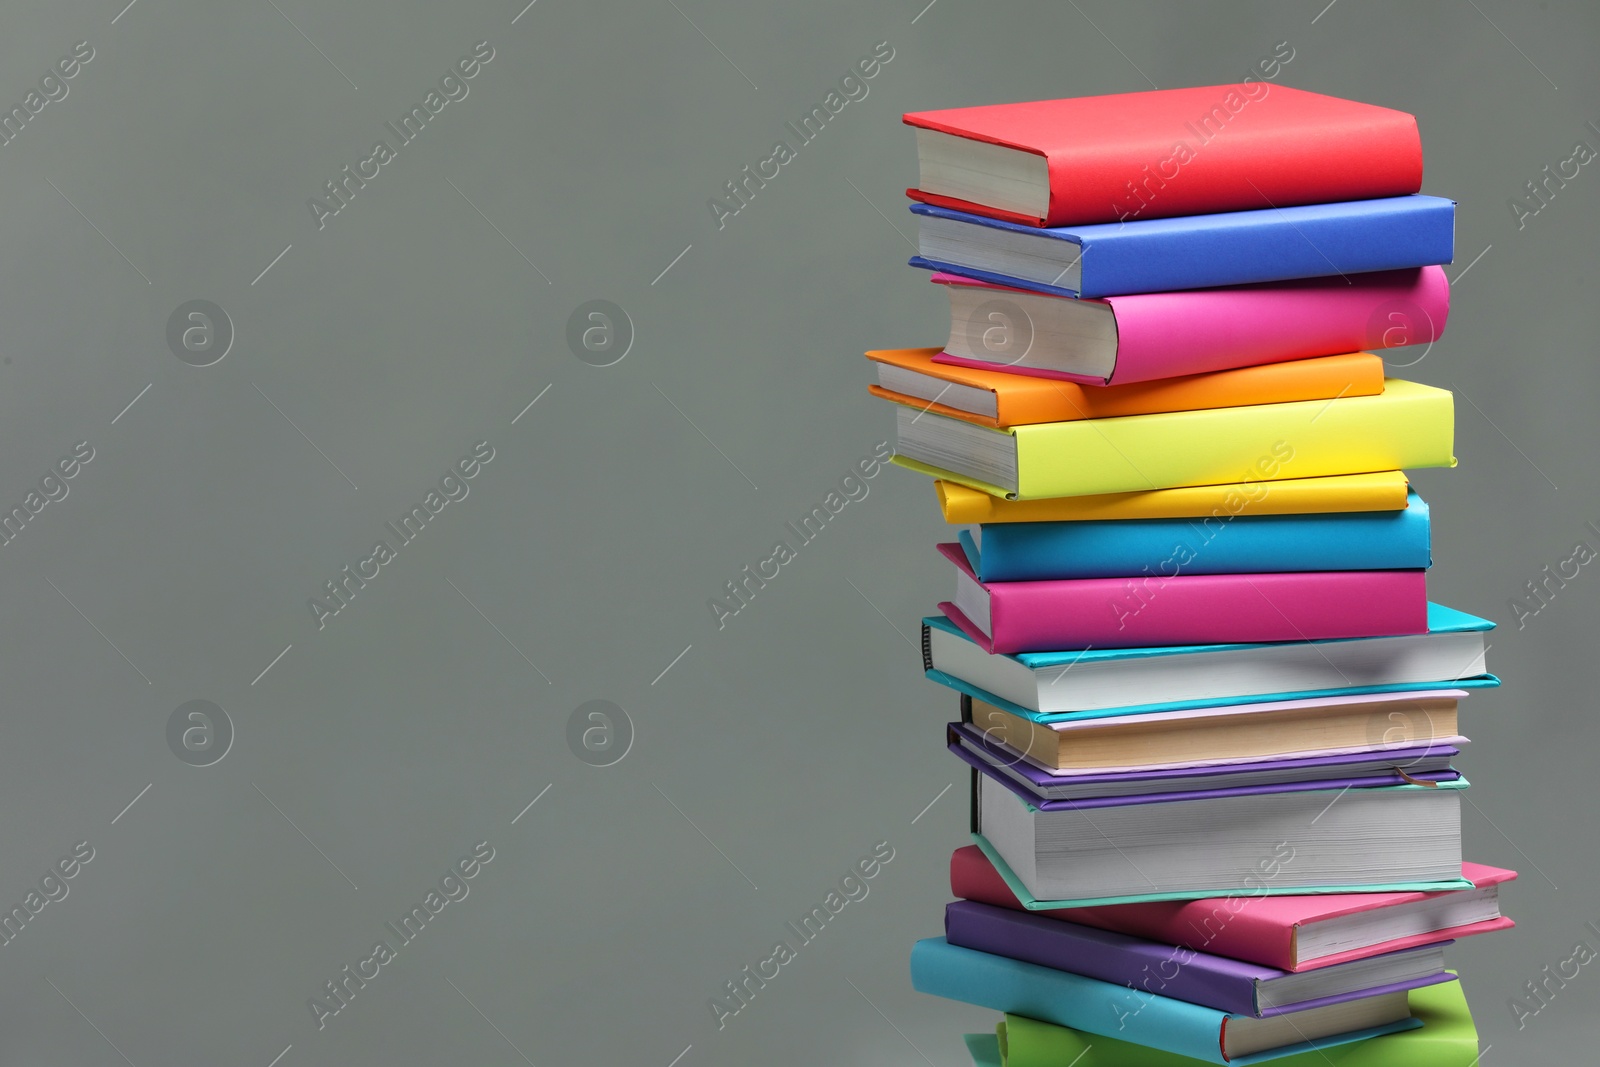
{"left": 910, "top": 938, "right": 1420, "bottom": 1065}
{"left": 921, "top": 604, "right": 1498, "bottom": 723}
{"left": 908, "top": 195, "right": 1457, "bottom": 298}
{"left": 958, "top": 490, "right": 1432, "bottom": 582}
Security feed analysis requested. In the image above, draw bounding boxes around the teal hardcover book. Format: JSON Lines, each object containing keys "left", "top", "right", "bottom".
{"left": 922, "top": 605, "right": 1498, "bottom": 724}
{"left": 912, "top": 938, "right": 1419, "bottom": 1065}
{"left": 957, "top": 490, "right": 1431, "bottom": 582}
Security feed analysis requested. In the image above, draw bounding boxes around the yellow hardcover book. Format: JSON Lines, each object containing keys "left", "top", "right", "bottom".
{"left": 892, "top": 378, "right": 1453, "bottom": 500}
{"left": 928, "top": 472, "right": 1412, "bottom": 524}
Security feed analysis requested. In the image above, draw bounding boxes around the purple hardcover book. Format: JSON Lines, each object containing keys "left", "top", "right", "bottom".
{"left": 944, "top": 900, "right": 1454, "bottom": 1017}
{"left": 947, "top": 722, "right": 1460, "bottom": 810}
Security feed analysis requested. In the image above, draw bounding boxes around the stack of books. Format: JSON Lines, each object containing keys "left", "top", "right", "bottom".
{"left": 874, "top": 85, "right": 1516, "bottom": 1066}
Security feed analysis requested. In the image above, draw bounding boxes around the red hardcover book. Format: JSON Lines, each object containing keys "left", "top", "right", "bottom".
{"left": 904, "top": 85, "right": 1423, "bottom": 227}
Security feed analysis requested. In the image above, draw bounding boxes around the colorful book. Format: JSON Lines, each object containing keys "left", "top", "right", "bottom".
{"left": 944, "top": 900, "right": 1453, "bottom": 1017}
{"left": 988, "top": 975, "right": 1482, "bottom": 1067}
{"left": 909, "top": 937, "right": 1419, "bottom": 1065}
{"left": 932, "top": 472, "right": 1413, "bottom": 524}
{"left": 950, "top": 721, "right": 1461, "bottom": 804}
{"left": 958, "top": 490, "right": 1431, "bottom": 581}
{"left": 951, "top": 844, "right": 1515, "bottom": 973}
{"left": 904, "top": 84, "right": 1423, "bottom": 227}
{"left": 931, "top": 269, "right": 1448, "bottom": 386}
{"left": 897, "top": 378, "right": 1455, "bottom": 501}
{"left": 960, "top": 689, "right": 1463, "bottom": 774}
{"left": 939, "top": 543, "right": 1429, "bottom": 654}
{"left": 910, "top": 196, "right": 1455, "bottom": 298}
{"left": 920, "top": 607, "right": 1496, "bottom": 720}
{"left": 867, "top": 348, "right": 1384, "bottom": 429}
{"left": 974, "top": 773, "right": 1468, "bottom": 905}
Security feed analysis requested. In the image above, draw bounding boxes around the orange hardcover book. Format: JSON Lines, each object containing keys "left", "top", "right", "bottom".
{"left": 865, "top": 348, "right": 1383, "bottom": 429}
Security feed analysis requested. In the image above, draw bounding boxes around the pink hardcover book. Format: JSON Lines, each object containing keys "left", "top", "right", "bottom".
{"left": 931, "top": 266, "right": 1450, "bottom": 386}
{"left": 938, "top": 542, "right": 1428, "bottom": 654}
{"left": 951, "top": 844, "right": 1516, "bottom": 972}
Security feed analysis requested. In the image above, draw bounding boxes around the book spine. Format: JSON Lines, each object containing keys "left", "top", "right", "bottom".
{"left": 944, "top": 901, "right": 1262, "bottom": 1016}
{"left": 1011, "top": 379, "right": 1453, "bottom": 499}
{"left": 952, "top": 565, "right": 1429, "bottom": 655}
{"left": 910, "top": 937, "right": 1230, "bottom": 1061}
{"left": 1075, "top": 197, "right": 1454, "bottom": 299}
{"left": 1106, "top": 267, "right": 1450, "bottom": 386}
{"left": 921, "top": 620, "right": 934, "bottom": 672}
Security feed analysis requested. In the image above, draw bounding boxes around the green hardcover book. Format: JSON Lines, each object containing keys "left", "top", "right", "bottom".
{"left": 987, "top": 975, "right": 1478, "bottom": 1067}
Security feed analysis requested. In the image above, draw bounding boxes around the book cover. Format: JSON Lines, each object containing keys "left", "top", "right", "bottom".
{"left": 903, "top": 85, "right": 1423, "bottom": 227}
{"left": 867, "top": 348, "right": 1384, "bottom": 429}
{"left": 929, "top": 268, "right": 1449, "bottom": 386}
{"left": 898, "top": 378, "right": 1456, "bottom": 501}
{"left": 939, "top": 542, "right": 1429, "bottom": 654}
{"left": 951, "top": 844, "right": 1515, "bottom": 971}
{"left": 995, "top": 975, "right": 1481, "bottom": 1067}
{"left": 920, "top": 606, "right": 1498, "bottom": 723}
{"left": 947, "top": 722, "right": 1464, "bottom": 809}
{"left": 944, "top": 900, "right": 1453, "bottom": 1017}
{"left": 910, "top": 195, "right": 1455, "bottom": 297}
{"left": 910, "top": 937, "right": 1419, "bottom": 1065}
{"left": 931, "top": 472, "right": 1413, "bottom": 524}
{"left": 958, "top": 489, "right": 1431, "bottom": 581}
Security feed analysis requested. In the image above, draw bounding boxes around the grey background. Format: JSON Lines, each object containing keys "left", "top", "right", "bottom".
{"left": 0, "top": 0, "right": 1591, "bottom": 1064}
